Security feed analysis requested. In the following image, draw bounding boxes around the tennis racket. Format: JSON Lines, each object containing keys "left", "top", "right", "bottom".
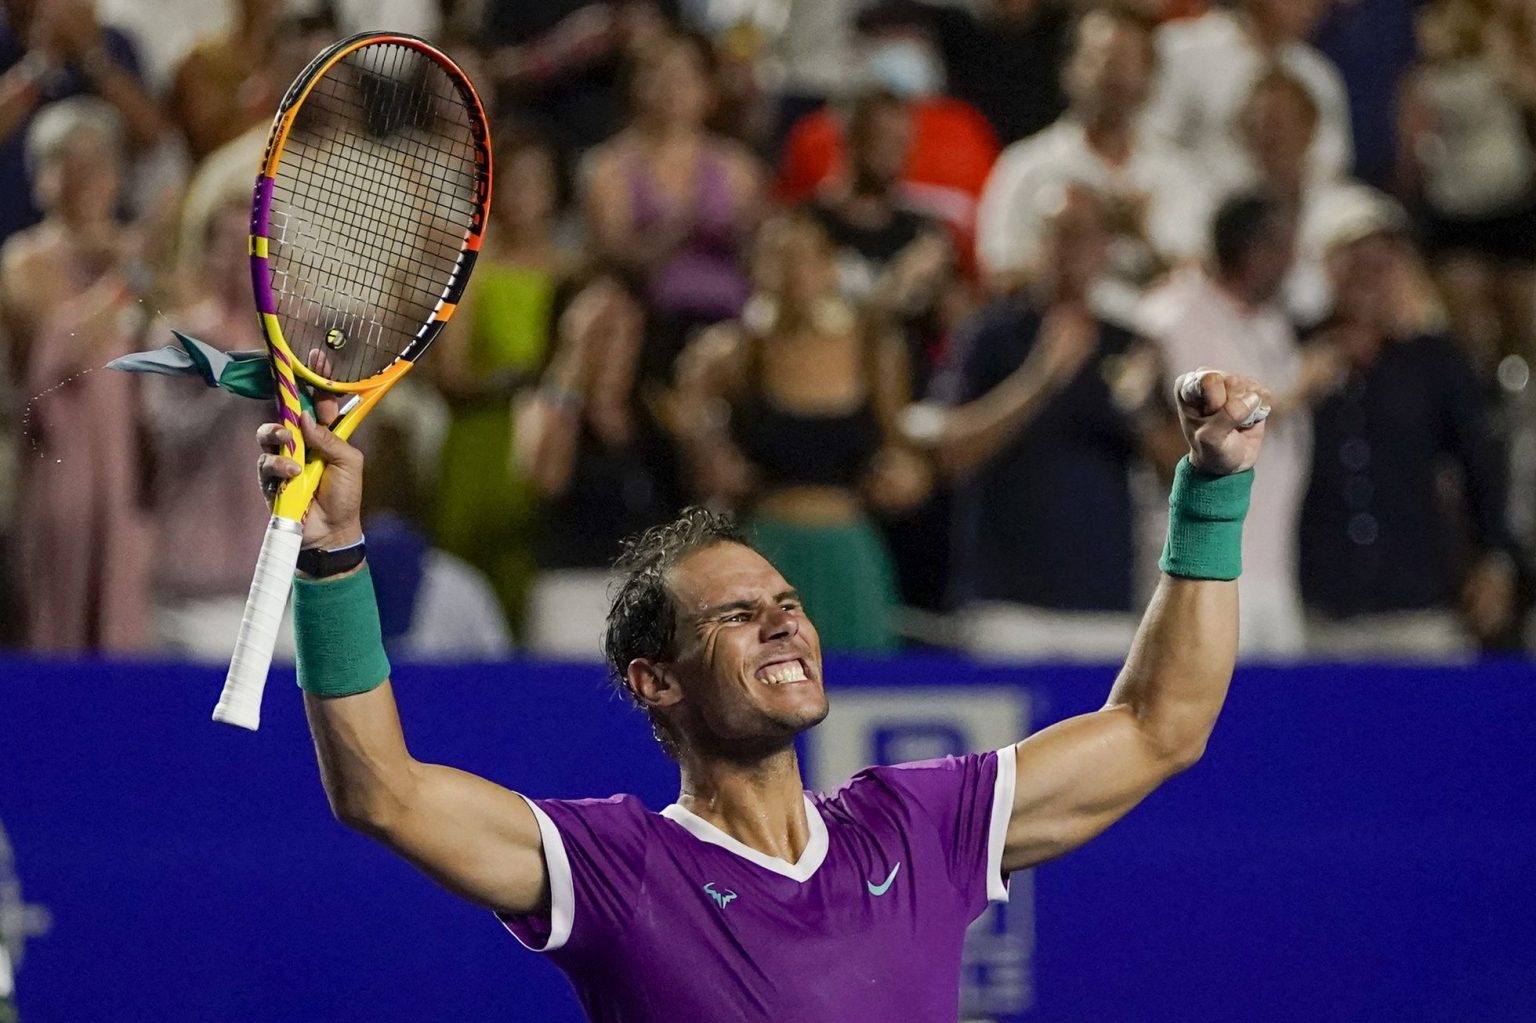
{"left": 213, "top": 32, "right": 492, "bottom": 730}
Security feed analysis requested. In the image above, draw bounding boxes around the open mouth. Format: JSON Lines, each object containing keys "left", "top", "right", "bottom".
{"left": 755, "top": 658, "right": 808, "bottom": 685}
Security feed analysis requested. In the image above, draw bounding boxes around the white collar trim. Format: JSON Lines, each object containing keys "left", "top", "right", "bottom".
{"left": 661, "top": 795, "right": 829, "bottom": 883}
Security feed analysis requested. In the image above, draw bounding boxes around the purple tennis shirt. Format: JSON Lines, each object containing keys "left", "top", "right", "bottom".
{"left": 499, "top": 746, "right": 1018, "bottom": 1022}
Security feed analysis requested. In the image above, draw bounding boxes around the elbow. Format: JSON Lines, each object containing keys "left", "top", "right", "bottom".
{"left": 322, "top": 775, "right": 414, "bottom": 838}
{"left": 1162, "top": 737, "right": 1208, "bottom": 775}
{"left": 326, "top": 789, "right": 391, "bottom": 835}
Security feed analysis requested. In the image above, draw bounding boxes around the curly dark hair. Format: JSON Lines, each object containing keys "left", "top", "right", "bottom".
{"left": 603, "top": 508, "right": 755, "bottom": 753}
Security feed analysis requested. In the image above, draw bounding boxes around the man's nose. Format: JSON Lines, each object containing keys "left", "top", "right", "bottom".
{"left": 762, "top": 606, "right": 798, "bottom": 641}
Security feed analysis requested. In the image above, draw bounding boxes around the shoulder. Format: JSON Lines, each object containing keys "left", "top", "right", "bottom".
{"left": 533, "top": 792, "right": 659, "bottom": 839}
{"left": 1155, "top": 11, "right": 1234, "bottom": 60}
{"left": 821, "top": 751, "right": 1003, "bottom": 821}
{"left": 985, "top": 123, "right": 1075, "bottom": 190}
{"left": 1281, "top": 41, "right": 1349, "bottom": 94}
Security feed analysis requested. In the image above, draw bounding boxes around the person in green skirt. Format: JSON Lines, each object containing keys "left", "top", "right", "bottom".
{"left": 429, "top": 132, "right": 576, "bottom": 635}
{"left": 673, "top": 214, "right": 932, "bottom": 652}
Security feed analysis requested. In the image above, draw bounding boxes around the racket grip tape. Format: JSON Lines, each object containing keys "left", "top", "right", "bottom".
{"left": 214, "top": 517, "right": 305, "bottom": 730}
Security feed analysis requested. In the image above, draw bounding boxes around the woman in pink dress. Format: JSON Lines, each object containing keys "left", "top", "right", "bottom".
{"left": 2, "top": 98, "right": 154, "bottom": 652}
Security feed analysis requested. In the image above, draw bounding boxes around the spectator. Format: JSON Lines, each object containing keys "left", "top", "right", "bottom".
{"left": 0, "top": 0, "right": 170, "bottom": 243}
{"left": 140, "top": 134, "right": 273, "bottom": 659}
{"left": 770, "top": 0, "right": 864, "bottom": 150}
{"left": 354, "top": 403, "right": 514, "bottom": 662}
{"left": 1142, "top": 0, "right": 1352, "bottom": 194}
{"left": 1140, "top": 191, "right": 1334, "bottom": 657}
{"left": 914, "top": 185, "right": 1167, "bottom": 660}
{"left": 582, "top": 30, "right": 762, "bottom": 383}
{"left": 166, "top": 0, "right": 288, "bottom": 161}
{"left": 675, "top": 213, "right": 930, "bottom": 652}
{"left": 802, "top": 88, "right": 955, "bottom": 347}
{"left": 431, "top": 130, "right": 573, "bottom": 636}
{"left": 1399, "top": 0, "right": 1536, "bottom": 376}
{"left": 1300, "top": 188, "right": 1520, "bottom": 657}
{"left": 774, "top": 35, "right": 998, "bottom": 268}
{"left": 976, "top": 5, "right": 1211, "bottom": 320}
{"left": 854, "top": 0, "right": 1074, "bottom": 146}
{"left": 485, "top": 1, "right": 676, "bottom": 169}
{"left": 514, "top": 274, "right": 684, "bottom": 659}
{"left": 1238, "top": 66, "right": 1367, "bottom": 326}
{"left": 1310, "top": 0, "right": 1420, "bottom": 190}
{"left": 7, "top": 98, "right": 152, "bottom": 652}
{"left": 802, "top": 86, "right": 960, "bottom": 617}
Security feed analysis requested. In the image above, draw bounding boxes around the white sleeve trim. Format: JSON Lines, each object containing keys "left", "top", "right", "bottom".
{"left": 986, "top": 744, "right": 1018, "bottom": 903}
{"left": 501, "top": 796, "right": 575, "bottom": 953}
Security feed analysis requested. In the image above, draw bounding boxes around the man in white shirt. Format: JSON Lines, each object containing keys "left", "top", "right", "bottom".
{"left": 1139, "top": 192, "right": 1313, "bottom": 657}
{"left": 976, "top": 6, "right": 1211, "bottom": 321}
{"left": 1143, "top": 0, "right": 1352, "bottom": 195}
{"left": 1237, "top": 65, "right": 1368, "bottom": 326}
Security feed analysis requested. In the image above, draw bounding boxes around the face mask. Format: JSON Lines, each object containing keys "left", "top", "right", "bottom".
{"left": 863, "top": 40, "right": 942, "bottom": 98}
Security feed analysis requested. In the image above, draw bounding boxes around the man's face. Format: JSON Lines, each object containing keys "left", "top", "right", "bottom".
{"left": 1246, "top": 215, "right": 1298, "bottom": 303}
{"left": 850, "top": 102, "right": 912, "bottom": 194}
{"left": 1065, "top": 15, "right": 1154, "bottom": 122}
{"left": 1243, "top": 82, "right": 1316, "bottom": 186}
{"left": 1327, "top": 232, "right": 1397, "bottom": 329}
{"left": 659, "top": 544, "right": 828, "bottom": 757}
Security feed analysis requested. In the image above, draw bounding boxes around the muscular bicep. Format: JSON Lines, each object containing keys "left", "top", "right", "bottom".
{"left": 303, "top": 686, "right": 549, "bottom": 916}
{"left": 1002, "top": 705, "right": 1174, "bottom": 872}
{"left": 386, "top": 762, "right": 551, "bottom": 916}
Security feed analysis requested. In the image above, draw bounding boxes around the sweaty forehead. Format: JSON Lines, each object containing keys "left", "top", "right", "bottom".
{"left": 668, "top": 543, "right": 788, "bottom": 616}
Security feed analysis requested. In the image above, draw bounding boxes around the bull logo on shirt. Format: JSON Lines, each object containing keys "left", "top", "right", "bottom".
{"left": 702, "top": 882, "right": 737, "bottom": 910}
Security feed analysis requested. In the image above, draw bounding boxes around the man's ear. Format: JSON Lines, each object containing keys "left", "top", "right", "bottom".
{"left": 627, "top": 658, "right": 683, "bottom": 710}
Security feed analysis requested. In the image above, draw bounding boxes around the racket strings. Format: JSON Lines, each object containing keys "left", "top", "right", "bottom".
{"left": 267, "top": 41, "right": 480, "bottom": 383}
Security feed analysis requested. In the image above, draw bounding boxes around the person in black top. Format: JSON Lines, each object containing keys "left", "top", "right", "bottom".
{"left": 515, "top": 272, "right": 684, "bottom": 657}
{"left": 674, "top": 213, "right": 931, "bottom": 651}
{"left": 854, "top": 0, "right": 1073, "bottom": 146}
{"left": 804, "top": 89, "right": 952, "bottom": 321}
{"left": 804, "top": 87, "right": 960, "bottom": 622}
{"left": 1299, "top": 195, "right": 1522, "bottom": 656}
{"left": 909, "top": 183, "right": 1173, "bottom": 658}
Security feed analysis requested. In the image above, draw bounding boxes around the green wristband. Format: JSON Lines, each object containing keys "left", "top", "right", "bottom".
{"left": 1159, "top": 456, "right": 1254, "bottom": 581}
{"left": 293, "top": 564, "right": 392, "bottom": 698}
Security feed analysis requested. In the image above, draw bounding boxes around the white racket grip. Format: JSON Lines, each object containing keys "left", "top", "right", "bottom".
{"left": 213, "top": 517, "right": 304, "bottom": 730}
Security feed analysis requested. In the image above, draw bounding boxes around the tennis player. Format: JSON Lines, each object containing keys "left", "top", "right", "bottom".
{"left": 256, "top": 366, "right": 1270, "bottom": 1021}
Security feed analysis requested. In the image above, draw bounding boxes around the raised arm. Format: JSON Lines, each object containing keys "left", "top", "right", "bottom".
{"left": 1001, "top": 369, "right": 1270, "bottom": 872}
{"left": 257, "top": 400, "right": 548, "bottom": 916}
{"left": 905, "top": 304, "right": 1096, "bottom": 480}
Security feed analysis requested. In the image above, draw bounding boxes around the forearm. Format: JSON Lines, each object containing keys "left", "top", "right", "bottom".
{"left": 1105, "top": 576, "right": 1236, "bottom": 767}
{"left": 933, "top": 370, "right": 1059, "bottom": 478}
{"left": 80, "top": 50, "right": 167, "bottom": 148}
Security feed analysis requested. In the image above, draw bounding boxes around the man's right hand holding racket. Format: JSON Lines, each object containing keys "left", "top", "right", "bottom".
{"left": 256, "top": 371, "right": 363, "bottom": 558}
{"left": 253, "top": 382, "right": 552, "bottom": 920}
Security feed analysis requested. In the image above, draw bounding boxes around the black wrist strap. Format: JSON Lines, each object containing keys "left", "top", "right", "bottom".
{"left": 296, "top": 538, "right": 367, "bottom": 579}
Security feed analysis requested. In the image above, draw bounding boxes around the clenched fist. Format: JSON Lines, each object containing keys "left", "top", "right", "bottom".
{"left": 1174, "top": 368, "right": 1271, "bottom": 476}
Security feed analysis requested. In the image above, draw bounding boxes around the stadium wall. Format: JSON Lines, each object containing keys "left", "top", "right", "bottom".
{"left": 1, "top": 657, "right": 1533, "bottom": 1022}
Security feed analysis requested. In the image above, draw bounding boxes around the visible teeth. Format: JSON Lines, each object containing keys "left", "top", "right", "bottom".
{"left": 760, "top": 661, "right": 806, "bottom": 684}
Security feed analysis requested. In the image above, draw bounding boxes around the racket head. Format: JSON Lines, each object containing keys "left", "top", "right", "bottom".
{"left": 249, "top": 32, "right": 492, "bottom": 398}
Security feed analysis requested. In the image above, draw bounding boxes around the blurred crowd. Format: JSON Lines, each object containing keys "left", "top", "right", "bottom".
{"left": 2, "top": 0, "right": 1535, "bottom": 663}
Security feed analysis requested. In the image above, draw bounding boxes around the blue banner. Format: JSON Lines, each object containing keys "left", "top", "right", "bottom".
{"left": 2, "top": 657, "right": 1534, "bottom": 1021}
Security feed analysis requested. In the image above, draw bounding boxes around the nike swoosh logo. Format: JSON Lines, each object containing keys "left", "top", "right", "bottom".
{"left": 867, "top": 862, "right": 901, "bottom": 897}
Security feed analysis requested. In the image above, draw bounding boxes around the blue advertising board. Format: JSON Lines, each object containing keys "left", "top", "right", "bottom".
{"left": 1, "top": 656, "right": 1534, "bottom": 1021}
